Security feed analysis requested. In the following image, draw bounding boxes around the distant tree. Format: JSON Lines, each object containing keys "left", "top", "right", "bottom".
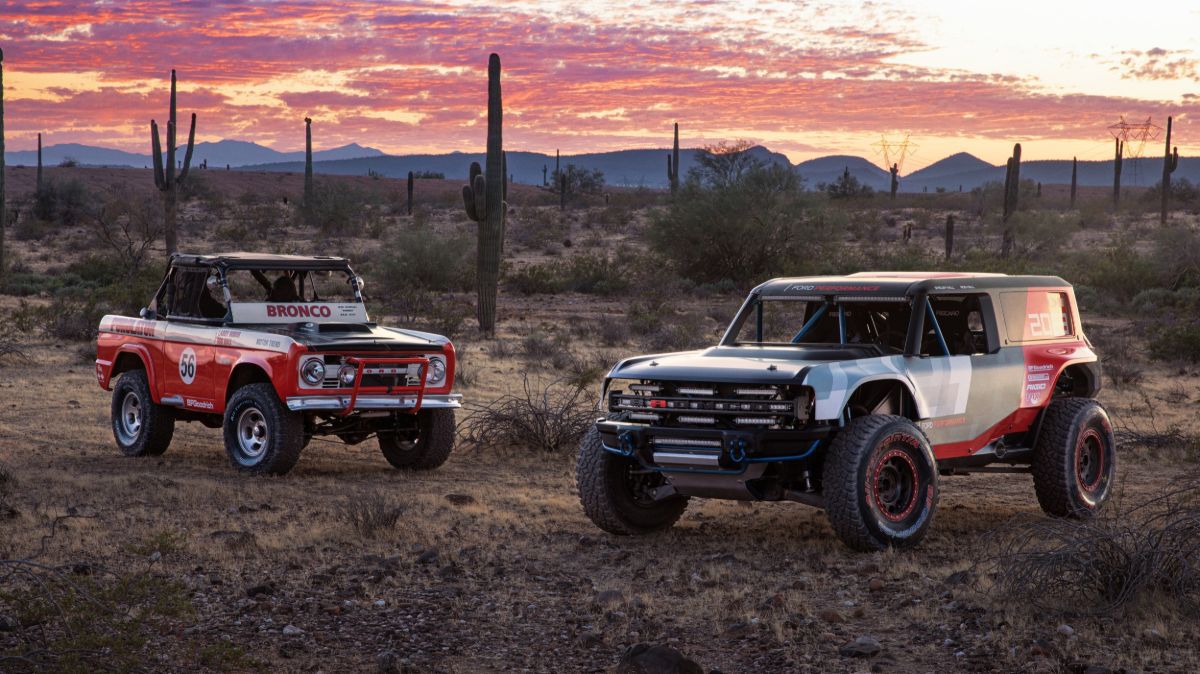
{"left": 689, "top": 140, "right": 762, "bottom": 189}
{"left": 552, "top": 164, "right": 605, "bottom": 196}
{"left": 823, "top": 167, "right": 873, "bottom": 199}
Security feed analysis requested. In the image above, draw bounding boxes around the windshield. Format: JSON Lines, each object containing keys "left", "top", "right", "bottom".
{"left": 730, "top": 298, "right": 912, "bottom": 352}
{"left": 225, "top": 268, "right": 360, "bottom": 304}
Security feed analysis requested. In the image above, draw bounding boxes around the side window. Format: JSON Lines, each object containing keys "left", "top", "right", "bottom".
{"left": 167, "top": 269, "right": 208, "bottom": 318}
{"left": 927, "top": 294, "right": 993, "bottom": 356}
{"left": 1000, "top": 291, "right": 1073, "bottom": 342}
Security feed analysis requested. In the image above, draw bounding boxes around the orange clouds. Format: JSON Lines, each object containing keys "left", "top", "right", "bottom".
{"left": 1, "top": 0, "right": 1196, "bottom": 166}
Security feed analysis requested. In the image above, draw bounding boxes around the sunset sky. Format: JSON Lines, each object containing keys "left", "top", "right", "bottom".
{"left": 2, "top": 0, "right": 1199, "bottom": 170}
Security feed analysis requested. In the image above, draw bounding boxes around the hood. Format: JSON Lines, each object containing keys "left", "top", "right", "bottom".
{"left": 609, "top": 345, "right": 877, "bottom": 384}
{"left": 255, "top": 323, "right": 449, "bottom": 350}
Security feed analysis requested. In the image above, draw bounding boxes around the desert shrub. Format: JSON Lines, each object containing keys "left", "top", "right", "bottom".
{"left": 339, "top": 495, "right": 404, "bottom": 539}
{"left": 509, "top": 207, "right": 568, "bottom": 250}
{"left": 1152, "top": 225, "right": 1200, "bottom": 289}
{"left": 649, "top": 161, "right": 818, "bottom": 285}
{"left": 505, "top": 253, "right": 631, "bottom": 296}
{"left": 31, "top": 178, "right": 91, "bottom": 227}
{"left": 821, "top": 168, "right": 873, "bottom": 199}
{"left": 374, "top": 225, "right": 474, "bottom": 297}
{"left": 583, "top": 205, "right": 634, "bottom": 232}
{"left": 1148, "top": 323, "right": 1200, "bottom": 362}
{"left": 984, "top": 481, "right": 1200, "bottom": 617}
{"left": 552, "top": 164, "right": 606, "bottom": 197}
{"left": 301, "top": 181, "right": 380, "bottom": 237}
{"left": 0, "top": 462, "right": 15, "bottom": 517}
{"left": 595, "top": 315, "right": 632, "bottom": 346}
{"left": 1087, "top": 328, "right": 1144, "bottom": 386}
{"left": 1004, "top": 210, "right": 1079, "bottom": 257}
{"left": 460, "top": 376, "right": 593, "bottom": 454}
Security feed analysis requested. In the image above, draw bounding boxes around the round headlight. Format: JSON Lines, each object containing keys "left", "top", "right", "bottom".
{"left": 338, "top": 365, "right": 358, "bottom": 387}
{"left": 426, "top": 357, "right": 446, "bottom": 385}
{"left": 301, "top": 359, "right": 326, "bottom": 385}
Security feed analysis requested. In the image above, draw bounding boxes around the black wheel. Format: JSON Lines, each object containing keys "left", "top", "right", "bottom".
{"left": 222, "top": 383, "right": 305, "bottom": 475}
{"left": 110, "top": 369, "right": 174, "bottom": 457}
{"left": 1032, "top": 398, "right": 1116, "bottom": 517}
{"left": 378, "top": 409, "right": 455, "bottom": 470}
{"left": 823, "top": 415, "right": 939, "bottom": 552}
{"left": 576, "top": 426, "right": 688, "bottom": 535}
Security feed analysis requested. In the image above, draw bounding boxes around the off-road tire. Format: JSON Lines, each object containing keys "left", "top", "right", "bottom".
{"left": 1032, "top": 397, "right": 1116, "bottom": 517}
{"left": 223, "top": 383, "right": 305, "bottom": 475}
{"left": 824, "top": 415, "right": 939, "bottom": 552}
{"left": 576, "top": 426, "right": 688, "bottom": 535}
{"left": 111, "top": 369, "right": 175, "bottom": 457}
{"left": 378, "top": 409, "right": 455, "bottom": 470}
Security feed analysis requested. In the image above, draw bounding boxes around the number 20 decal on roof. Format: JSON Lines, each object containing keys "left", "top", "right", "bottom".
{"left": 228, "top": 302, "right": 368, "bottom": 324}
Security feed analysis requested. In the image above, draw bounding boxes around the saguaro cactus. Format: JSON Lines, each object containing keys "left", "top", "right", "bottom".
{"left": 0, "top": 47, "right": 6, "bottom": 280}
{"left": 1070, "top": 157, "right": 1077, "bottom": 209}
{"left": 1001, "top": 143, "right": 1021, "bottom": 257}
{"left": 542, "top": 164, "right": 547, "bottom": 187}
{"left": 945, "top": 214, "right": 955, "bottom": 260}
{"left": 666, "top": 154, "right": 674, "bottom": 187}
{"left": 304, "top": 117, "right": 313, "bottom": 220}
{"left": 1161, "top": 116, "right": 1179, "bottom": 225}
{"left": 150, "top": 69, "right": 197, "bottom": 255}
{"left": 671, "top": 122, "right": 680, "bottom": 195}
{"left": 1112, "top": 138, "right": 1124, "bottom": 211}
{"left": 460, "top": 54, "right": 506, "bottom": 336}
{"left": 889, "top": 163, "right": 899, "bottom": 200}
{"left": 555, "top": 149, "right": 560, "bottom": 184}
{"left": 36, "top": 132, "right": 42, "bottom": 192}
{"left": 407, "top": 170, "right": 415, "bottom": 215}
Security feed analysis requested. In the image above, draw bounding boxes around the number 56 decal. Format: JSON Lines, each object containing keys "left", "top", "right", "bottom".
{"left": 179, "top": 347, "right": 198, "bottom": 385}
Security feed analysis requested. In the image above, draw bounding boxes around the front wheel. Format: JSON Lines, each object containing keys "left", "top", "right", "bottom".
{"left": 823, "top": 415, "right": 939, "bottom": 552}
{"left": 576, "top": 426, "right": 688, "bottom": 535}
{"left": 1032, "top": 398, "right": 1116, "bottom": 517}
{"left": 111, "top": 369, "right": 175, "bottom": 457}
{"left": 378, "top": 409, "right": 455, "bottom": 470}
{"left": 223, "top": 383, "right": 305, "bottom": 475}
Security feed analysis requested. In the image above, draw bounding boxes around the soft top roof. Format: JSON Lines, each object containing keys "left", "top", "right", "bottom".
{"left": 170, "top": 252, "right": 354, "bottom": 272}
{"left": 755, "top": 271, "right": 1070, "bottom": 298}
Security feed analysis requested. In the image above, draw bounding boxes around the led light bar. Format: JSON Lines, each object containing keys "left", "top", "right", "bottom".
{"left": 735, "top": 388, "right": 778, "bottom": 396}
{"left": 676, "top": 415, "right": 716, "bottom": 424}
{"left": 650, "top": 437, "right": 722, "bottom": 447}
{"left": 614, "top": 397, "right": 645, "bottom": 409}
{"left": 734, "top": 417, "right": 777, "bottom": 425}
{"left": 629, "top": 384, "right": 662, "bottom": 393}
{"left": 629, "top": 412, "right": 661, "bottom": 421}
{"left": 768, "top": 403, "right": 794, "bottom": 412}
{"left": 677, "top": 387, "right": 715, "bottom": 396}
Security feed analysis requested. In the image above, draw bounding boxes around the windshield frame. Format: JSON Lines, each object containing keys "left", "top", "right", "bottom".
{"left": 720, "top": 291, "right": 940, "bottom": 355}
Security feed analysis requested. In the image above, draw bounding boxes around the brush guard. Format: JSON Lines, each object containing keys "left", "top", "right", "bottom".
{"left": 337, "top": 356, "right": 430, "bottom": 417}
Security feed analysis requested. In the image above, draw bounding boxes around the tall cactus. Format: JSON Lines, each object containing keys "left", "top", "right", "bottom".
{"left": 150, "top": 69, "right": 196, "bottom": 255}
{"left": 303, "top": 117, "right": 313, "bottom": 221}
{"left": 671, "top": 122, "right": 680, "bottom": 195}
{"left": 1070, "top": 157, "right": 1077, "bottom": 209}
{"left": 542, "top": 164, "right": 547, "bottom": 187}
{"left": 944, "top": 214, "right": 955, "bottom": 260}
{"left": 555, "top": 149, "right": 560, "bottom": 184}
{"left": 36, "top": 132, "right": 42, "bottom": 193}
{"left": 407, "top": 170, "right": 415, "bottom": 215}
{"left": 460, "top": 54, "right": 505, "bottom": 336}
{"left": 0, "top": 47, "right": 6, "bottom": 281}
{"left": 1112, "top": 138, "right": 1124, "bottom": 211}
{"left": 889, "top": 163, "right": 899, "bottom": 200}
{"left": 1161, "top": 116, "right": 1179, "bottom": 225}
{"left": 1001, "top": 143, "right": 1021, "bottom": 258}
{"left": 666, "top": 153, "right": 674, "bottom": 187}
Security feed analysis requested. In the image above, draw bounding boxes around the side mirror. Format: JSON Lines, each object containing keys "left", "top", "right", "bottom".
{"left": 139, "top": 307, "right": 157, "bottom": 320}
{"left": 353, "top": 276, "right": 366, "bottom": 292}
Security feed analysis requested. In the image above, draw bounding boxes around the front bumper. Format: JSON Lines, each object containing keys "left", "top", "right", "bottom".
{"left": 286, "top": 393, "right": 462, "bottom": 412}
{"left": 596, "top": 419, "right": 834, "bottom": 469}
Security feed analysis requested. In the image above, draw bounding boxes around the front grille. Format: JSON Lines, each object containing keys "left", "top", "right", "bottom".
{"left": 315, "top": 355, "right": 421, "bottom": 389}
{"left": 609, "top": 381, "right": 811, "bottom": 429}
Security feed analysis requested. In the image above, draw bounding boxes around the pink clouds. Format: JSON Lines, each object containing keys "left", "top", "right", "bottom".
{"left": 0, "top": 1, "right": 1196, "bottom": 161}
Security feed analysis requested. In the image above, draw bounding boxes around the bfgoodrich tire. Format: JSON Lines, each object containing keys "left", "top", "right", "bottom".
{"left": 378, "top": 409, "right": 455, "bottom": 470}
{"left": 576, "top": 426, "right": 688, "bottom": 535}
{"left": 823, "top": 415, "right": 939, "bottom": 552}
{"left": 223, "top": 383, "right": 305, "bottom": 475}
{"left": 1032, "top": 398, "right": 1116, "bottom": 517}
{"left": 111, "top": 369, "right": 175, "bottom": 457}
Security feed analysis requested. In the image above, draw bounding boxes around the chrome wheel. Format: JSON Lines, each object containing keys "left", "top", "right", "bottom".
{"left": 236, "top": 407, "right": 269, "bottom": 460}
{"left": 117, "top": 391, "right": 143, "bottom": 444}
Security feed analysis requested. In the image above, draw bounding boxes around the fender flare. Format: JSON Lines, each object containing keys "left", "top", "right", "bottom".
{"left": 840, "top": 375, "right": 926, "bottom": 420}
{"left": 111, "top": 344, "right": 160, "bottom": 400}
{"left": 225, "top": 355, "right": 286, "bottom": 403}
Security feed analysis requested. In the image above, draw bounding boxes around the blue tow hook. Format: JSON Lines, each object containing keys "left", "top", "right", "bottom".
{"left": 617, "top": 431, "right": 636, "bottom": 457}
{"left": 728, "top": 438, "right": 749, "bottom": 463}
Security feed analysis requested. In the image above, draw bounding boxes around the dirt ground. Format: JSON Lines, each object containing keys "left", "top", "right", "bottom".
{"left": 1, "top": 306, "right": 1198, "bottom": 673}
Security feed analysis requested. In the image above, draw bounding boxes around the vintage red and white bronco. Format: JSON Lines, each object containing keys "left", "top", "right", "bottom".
{"left": 95, "top": 253, "right": 459, "bottom": 475}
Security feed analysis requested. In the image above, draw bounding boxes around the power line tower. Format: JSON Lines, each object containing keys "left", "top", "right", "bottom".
{"left": 1108, "top": 116, "right": 1160, "bottom": 185}
{"left": 872, "top": 134, "right": 918, "bottom": 199}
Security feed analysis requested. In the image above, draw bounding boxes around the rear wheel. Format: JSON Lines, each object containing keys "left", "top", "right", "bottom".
{"left": 110, "top": 370, "right": 174, "bottom": 457}
{"left": 576, "top": 426, "right": 688, "bottom": 535}
{"left": 378, "top": 409, "right": 455, "bottom": 470}
{"left": 823, "top": 415, "right": 939, "bottom": 552}
{"left": 1032, "top": 398, "right": 1116, "bottom": 517}
{"left": 223, "top": 383, "right": 305, "bottom": 475}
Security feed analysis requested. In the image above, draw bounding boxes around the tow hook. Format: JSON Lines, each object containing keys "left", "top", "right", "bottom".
{"left": 729, "top": 437, "right": 749, "bottom": 463}
{"left": 617, "top": 431, "right": 637, "bottom": 456}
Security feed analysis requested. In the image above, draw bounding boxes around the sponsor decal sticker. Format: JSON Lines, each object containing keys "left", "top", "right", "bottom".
{"left": 185, "top": 398, "right": 214, "bottom": 410}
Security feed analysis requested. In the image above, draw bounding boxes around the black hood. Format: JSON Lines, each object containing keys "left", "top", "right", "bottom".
{"left": 608, "top": 344, "right": 878, "bottom": 384}
{"left": 256, "top": 323, "right": 448, "bottom": 351}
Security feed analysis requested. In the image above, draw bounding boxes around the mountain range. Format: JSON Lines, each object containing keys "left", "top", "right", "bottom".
{"left": 5, "top": 140, "right": 1195, "bottom": 192}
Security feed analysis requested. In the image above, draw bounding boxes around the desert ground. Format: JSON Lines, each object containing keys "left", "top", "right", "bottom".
{"left": 1, "top": 164, "right": 1199, "bottom": 673}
